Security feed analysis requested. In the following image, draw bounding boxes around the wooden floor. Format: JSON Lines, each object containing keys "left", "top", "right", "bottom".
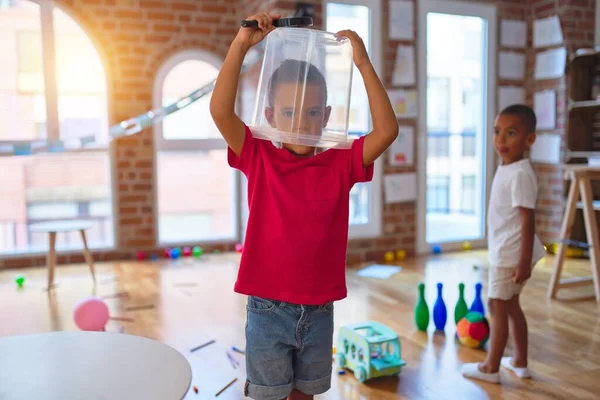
{"left": 1, "top": 251, "right": 599, "bottom": 399}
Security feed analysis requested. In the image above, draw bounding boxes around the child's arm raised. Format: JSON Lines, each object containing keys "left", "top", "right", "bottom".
{"left": 337, "top": 30, "right": 398, "bottom": 166}
{"left": 210, "top": 12, "right": 280, "bottom": 156}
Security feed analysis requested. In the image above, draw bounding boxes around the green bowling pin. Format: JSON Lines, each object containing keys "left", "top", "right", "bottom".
{"left": 415, "top": 283, "right": 430, "bottom": 331}
{"left": 454, "top": 283, "right": 469, "bottom": 324}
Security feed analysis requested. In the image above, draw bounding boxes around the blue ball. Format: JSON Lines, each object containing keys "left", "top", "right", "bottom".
{"left": 432, "top": 244, "right": 442, "bottom": 254}
{"left": 151, "top": 254, "right": 158, "bottom": 261}
{"left": 170, "top": 247, "right": 181, "bottom": 259}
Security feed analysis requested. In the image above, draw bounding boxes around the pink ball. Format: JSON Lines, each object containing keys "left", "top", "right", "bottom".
{"left": 74, "top": 296, "right": 110, "bottom": 331}
{"left": 235, "top": 243, "right": 243, "bottom": 253}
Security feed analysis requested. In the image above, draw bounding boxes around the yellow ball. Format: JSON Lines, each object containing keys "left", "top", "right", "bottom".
{"left": 462, "top": 241, "right": 472, "bottom": 251}
{"left": 396, "top": 249, "right": 406, "bottom": 261}
{"left": 384, "top": 251, "right": 395, "bottom": 262}
{"left": 332, "top": 346, "right": 336, "bottom": 354}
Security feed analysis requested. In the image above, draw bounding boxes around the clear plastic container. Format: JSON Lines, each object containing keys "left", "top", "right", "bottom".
{"left": 249, "top": 28, "right": 355, "bottom": 149}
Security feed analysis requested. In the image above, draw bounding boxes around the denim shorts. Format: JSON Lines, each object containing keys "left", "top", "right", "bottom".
{"left": 244, "top": 296, "right": 334, "bottom": 400}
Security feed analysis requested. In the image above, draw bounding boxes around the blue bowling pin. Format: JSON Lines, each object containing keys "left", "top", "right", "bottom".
{"left": 433, "top": 282, "right": 447, "bottom": 331}
{"left": 470, "top": 282, "right": 485, "bottom": 315}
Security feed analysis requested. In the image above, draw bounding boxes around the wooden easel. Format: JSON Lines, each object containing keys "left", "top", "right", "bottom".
{"left": 548, "top": 165, "right": 600, "bottom": 302}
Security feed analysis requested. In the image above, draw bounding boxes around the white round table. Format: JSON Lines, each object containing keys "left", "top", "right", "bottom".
{"left": 0, "top": 332, "right": 192, "bottom": 400}
{"left": 29, "top": 219, "right": 96, "bottom": 290}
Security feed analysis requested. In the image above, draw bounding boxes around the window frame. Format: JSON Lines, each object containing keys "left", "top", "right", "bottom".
{"left": 0, "top": 0, "right": 110, "bottom": 153}
{"left": 416, "top": 0, "right": 497, "bottom": 254}
{"left": 323, "top": 0, "right": 383, "bottom": 239}
{"left": 0, "top": 0, "right": 116, "bottom": 257}
{"left": 152, "top": 49, "right": 240, "bottom": 246}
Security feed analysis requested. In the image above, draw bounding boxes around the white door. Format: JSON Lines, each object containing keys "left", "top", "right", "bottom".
{"left": 417, "top": 0, "right": 497, "bottom": 253}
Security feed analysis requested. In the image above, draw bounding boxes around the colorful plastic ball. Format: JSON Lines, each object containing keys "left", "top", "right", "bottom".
{"left": 457, "top": 311, "right": 490, "bottom": 348}
{"left": 15, "top": 274, "right": 25, "bottom": 288}
{"left": 73, "top": 296, "right": 110, "bottom": 331}
{"left": 183, "top": 247, "right": 192, "bottom": 257}
{"left": 136, "top": 251, "right": 145, "bottom": 261}
{"left": 235, "top": 243, "right": 243, "bottom": 253}
{"left": 170, "top": 247, "right": 181, "bottom": 259}
{"left": 396, "top": 249, "right": 406, "bottom": 261}
{"left": 164, "top": 248, "right": 171, "bottom": 258}
{"left": 384, "top": 251, "right": 395, "bottom": 262}
{"left": 432, "top": 244, "right": 442, "bottom": 254}
{"left": 462, "top": 241, "right": 472, "bottom": 251}
{"left": 192, "top": 246, "right": 203, "bottom": 257}
{"left": 151, "top": 254, "right": 159, "bottom": 261}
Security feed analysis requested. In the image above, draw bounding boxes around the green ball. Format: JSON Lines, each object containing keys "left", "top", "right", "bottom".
{"left": 15, "top": 274, "right": 25, "bottom": 287}
{"left": 192, "top": 246, "right": 203, "bottom": 257}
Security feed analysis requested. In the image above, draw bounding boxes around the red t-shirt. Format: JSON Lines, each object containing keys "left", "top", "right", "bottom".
{"left": 228, "top": 126, "right": 374, "bottom": 305}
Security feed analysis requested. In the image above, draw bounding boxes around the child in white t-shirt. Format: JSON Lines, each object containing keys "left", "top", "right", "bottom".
{"left": 462, "top": 104, "right": 546, "bottom": 384}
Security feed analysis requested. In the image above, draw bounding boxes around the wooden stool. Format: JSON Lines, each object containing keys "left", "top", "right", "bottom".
{"left": 548, "top": 165, "right": 600, "bottom": 302}
{"left": 29, "top": 220, "right": 96, "bottom": 290}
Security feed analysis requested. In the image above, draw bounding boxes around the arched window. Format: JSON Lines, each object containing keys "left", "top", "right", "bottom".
{"left": 154, "top": 50, "right": 237, "bottom": 244}
{"left": 0, "top": 0, "right": 113, "bottom": 255}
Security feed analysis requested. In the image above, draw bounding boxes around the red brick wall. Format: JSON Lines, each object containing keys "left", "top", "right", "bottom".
{"left": 528, "top": 0, "right": 597, "bottom": 243}
{"left": 2, "top": 0, "right": 596, "bottom": 269}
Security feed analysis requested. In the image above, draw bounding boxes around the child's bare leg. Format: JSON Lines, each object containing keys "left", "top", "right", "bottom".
{"left": 507, "top": 295, "right": 527, "bottom": 367}
{"left": 287, "top": 389, "right": 313, "bottom": 400}
{"left": 479, "top": 298, "right": 509, "bottom": 373}
{"left": 462, "top": 297, "right": 507, "bottom": 383}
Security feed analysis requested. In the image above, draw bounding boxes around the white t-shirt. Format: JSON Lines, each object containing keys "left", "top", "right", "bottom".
{"left": 487, "top": 158, "right": 546, "bottom": 268}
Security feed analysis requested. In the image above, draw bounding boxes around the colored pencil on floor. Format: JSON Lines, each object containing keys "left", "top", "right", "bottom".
{"left": 125, "top": 304, "right": 156, "bottom": 311}
{"left": 226, "top": 351, "right": 239, "bottom": 368}
{"left": 215, "top": 378, "right": 237, "bottom": 397}
{"left": 109, "top": 316, "right": 135, "bottom": 322}
{"left": 101, "top": 291, "right": 129, "bottom": 300}
{"left": 232, "top": 346, "right": 245, "bottom": 355}
{"left": 226, "top": 352, "right": 237, "bottom": 369}
{"left": 190, "top": 340, "right": 215, "bottom": 353}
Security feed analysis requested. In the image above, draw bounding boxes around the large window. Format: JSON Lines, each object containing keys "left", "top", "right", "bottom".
{"left": 154, "top": 51, "right": 236, "bottom": 244}
{"left": 418, "top": 0, "right": 496, "bottom": 251}
{"left": 0, "top": 1, "right": 113, "bottom": 255}
{"left": 461, "top": 175, "right": 476, "bottom": 213}
{"left": 326, "top": 0, "right": 382, "bottom": 238}
{"left": 426, "top": 176, "right": 450, "bottom": 213}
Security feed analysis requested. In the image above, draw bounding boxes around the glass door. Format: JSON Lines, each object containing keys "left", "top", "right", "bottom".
{"left": 417, "top": 0, "right": 496, "bottom": 253}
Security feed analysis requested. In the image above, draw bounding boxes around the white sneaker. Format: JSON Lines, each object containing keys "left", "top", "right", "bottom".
{"left": 501, "top": 357, "right": 530, "bottom": 378}
{"left": 461, "top": 363, "right": 500, "bottom": 384}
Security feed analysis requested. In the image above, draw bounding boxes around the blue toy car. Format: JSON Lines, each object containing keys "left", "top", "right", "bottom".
{"left": 336, "top": 321, "right": 406, "bottom": 382}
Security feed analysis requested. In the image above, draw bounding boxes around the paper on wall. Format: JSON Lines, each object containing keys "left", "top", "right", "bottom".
{"left": 534, "top": 47, "right": 567, "bottom": 79}
{"left": 534, "top": 90, "right": 556, "bottom": 130}
{"left": 384, "top": 173, "right": 417, "bottom": 204}
{"left": 388, "top": 90, "right": 418, "bottom": 118}
{"left": 533, "top": 15, "right": 563, "bottom": 48}
{"left": 389, "top": 0, "right": 414, "bottom": 40}
{"left": 500, "top": 19, "right": 527, "bottom": 49}
{"left": 530, "top": 133, "right": 561, "bottom": 164}
{"left": 392, "top": 45, "right": 416, "bottom": 86}
{"left": 499, "top": 52, "right": 526, "bottom": 80}
{"left": 498, "top": 86, "right": 525, "bottom": 112}
{"left": 389, "top": 126, "right": 414, "bottom": 167}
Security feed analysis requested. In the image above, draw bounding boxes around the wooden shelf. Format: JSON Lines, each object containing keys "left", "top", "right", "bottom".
{"left": 569, "top": 48, "right": 600, "bottom": 68}
{"left": 569, "top": 100, "right": 600, "bottom": 112}
{"left": 576, "top": 200, "right": 600, "bottom": 210}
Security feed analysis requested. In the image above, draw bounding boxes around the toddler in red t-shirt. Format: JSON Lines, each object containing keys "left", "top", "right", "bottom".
{"left": 210, "top": 12, "right": 398, "bottom": 400}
